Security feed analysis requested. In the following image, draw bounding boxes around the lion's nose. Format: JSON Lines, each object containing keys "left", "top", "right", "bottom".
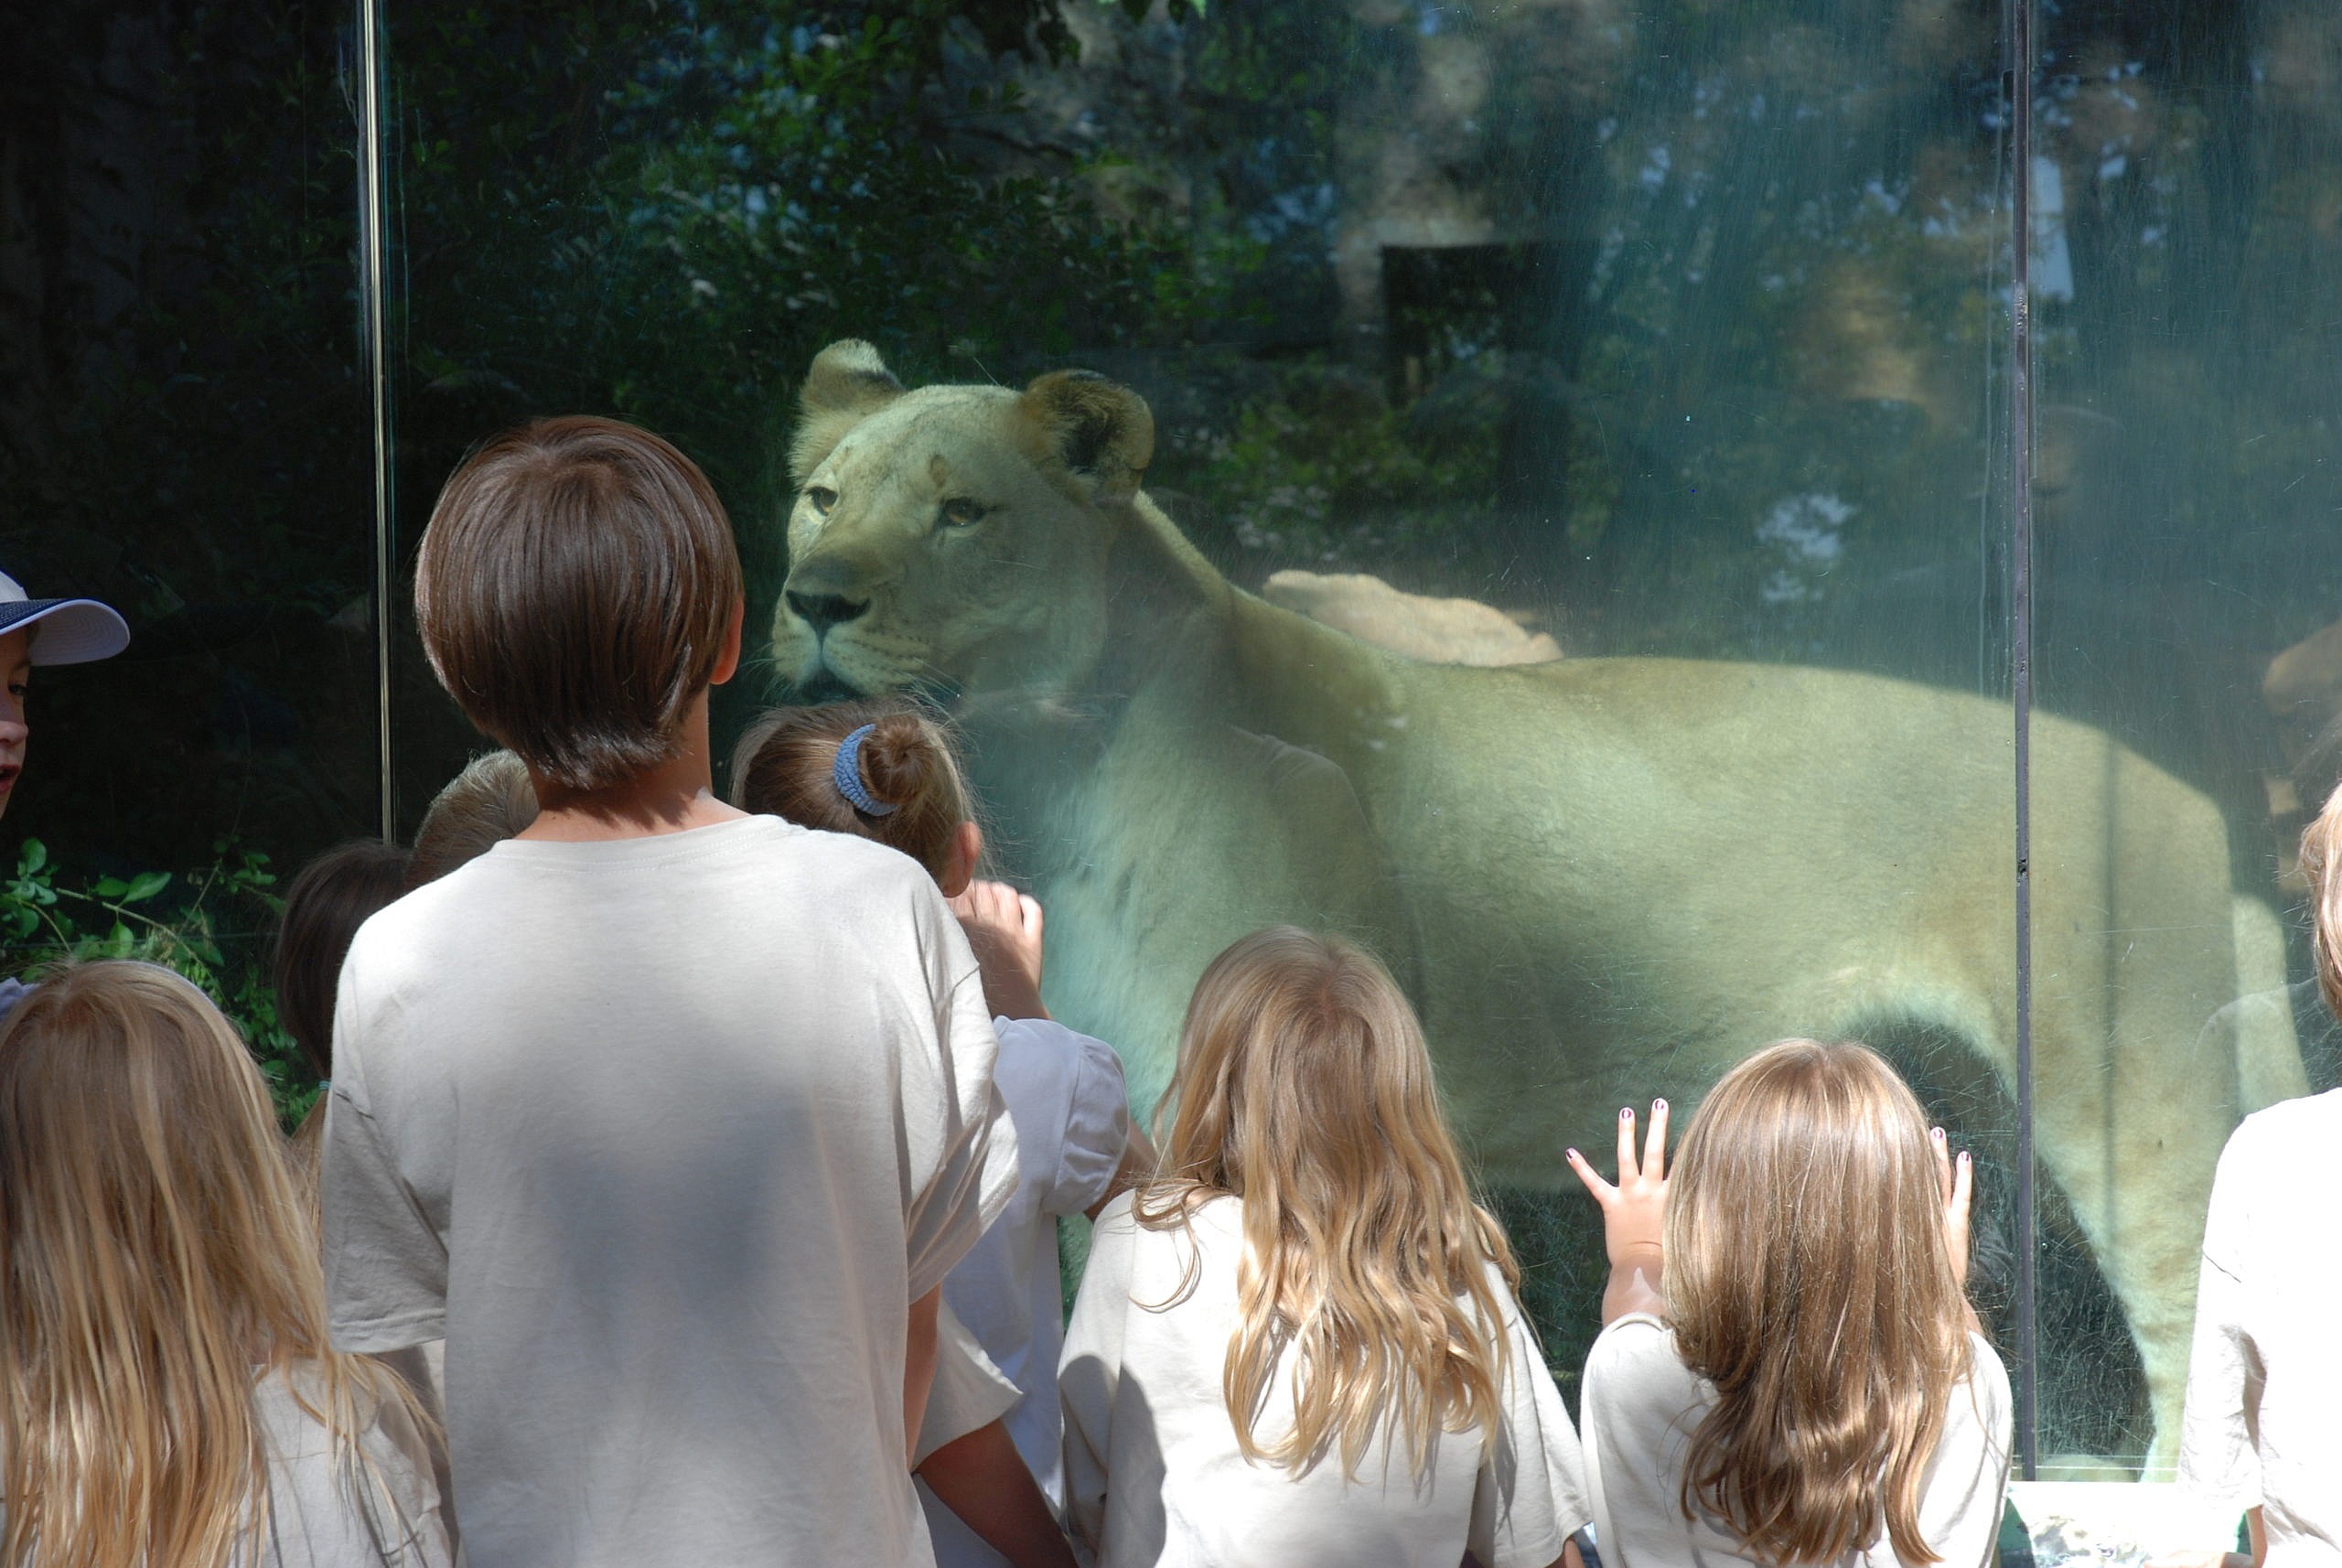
{"left": 786, "top": 590, "right": 870, "bottom": 636}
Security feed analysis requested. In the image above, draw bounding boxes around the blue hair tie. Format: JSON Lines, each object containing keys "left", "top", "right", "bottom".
{"left": 833, "top": 724, "right": 897, "bottom": 817}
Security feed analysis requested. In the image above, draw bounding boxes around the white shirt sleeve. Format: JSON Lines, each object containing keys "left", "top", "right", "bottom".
{"left": 916, "top": 1299, "right": 1023, "bottom": 1466}
{"left": 1039, "top": 1024, "right": 1133, "bottom": 1219}
{"left": 1468, "top": 1282, "right": 1593, "bottom": 1568}
{"left": 901, "top": 886, "right": 1022, "bottom": 1300}
{"left": 2179, "top": 1123, "right": 2263, "bottom": 1514}
{"left": 320, "top": 945, "right": 448, "bottom": 1354}
{"left": 1059, "top": 1195, "right": 1142, "bottom": 1563}
{"left": 1918, "top": 1337, "right": 2014, "bottom": 1568}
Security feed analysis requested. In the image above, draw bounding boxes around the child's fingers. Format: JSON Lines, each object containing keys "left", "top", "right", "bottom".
{"left": 1616, "top": 1106, "right": 1638, "bottom": 1181}
{"left": 1951, "top": 1147, "right": 1973, "bottom": 1219}
{"left": 1564, "top": 1145, "right": 1615, "bottom": 1204}
{"left": 1931, "top": 1126, "right": 1951, "bottom": 1203}
{"left": 1645, "top": 1099, "right": 1670, "bottom": 1180}
{"left": 1019, "top": 892, "right": 1045, "bottom": 942}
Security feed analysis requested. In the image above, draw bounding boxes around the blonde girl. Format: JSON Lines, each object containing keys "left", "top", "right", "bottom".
{"left": 2165, "top": 781, "right": 2342, "bottom": 1565}
{"left": 1568, "top": 1040, "right": 2010, "bottom": 1567}
{"left": 1059, "top": 926, "right": 1591, "bottom": 1568}
{"left": 0, "top": 961, "right": 448, "bottom": 1568}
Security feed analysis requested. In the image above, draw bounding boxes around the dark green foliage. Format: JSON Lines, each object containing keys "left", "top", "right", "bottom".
{"left": 2, "top": 838, "right": 312, "bottom": 1127}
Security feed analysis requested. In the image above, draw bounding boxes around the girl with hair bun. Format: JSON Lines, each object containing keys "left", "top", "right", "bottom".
{"left": 2164, "top": 783, "right": 2342, "bottom": 1565}
{"left": 1568, "top": 1039, "right": 2010, "bottom": 1567}
{"left": 1058, "top": 926, "right": 1591, "bottom": 1568}
{"left": 734, "top": 700, "right": 1146, "bottom": 1568}
{"left": 0, "top": 961, "right": 449, "bottom": 1568}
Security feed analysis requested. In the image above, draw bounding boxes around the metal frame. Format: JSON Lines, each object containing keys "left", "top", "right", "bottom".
{"left": 358, "top": 0, "right": 393, "bottom": 844}
{"left": 2006, "top": 0, "right": 2041, "bottom": 1481}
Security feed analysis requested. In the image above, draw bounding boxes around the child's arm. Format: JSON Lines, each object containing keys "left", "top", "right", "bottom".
{"left": 950, "top": 880, "right": 1049, "bottom": 1021}
{"left": 904, "top": 1286, "right": 941, "bottom": 1466}
{"left": 1932, "top": 1124, "right": 1982, "bottom": 1336}
{"left": 1565, "top": 1101, "right": 1670, "bottom": 1325}
{"left": 918, "top": 1421, "right": 1080, "bottom": 1568}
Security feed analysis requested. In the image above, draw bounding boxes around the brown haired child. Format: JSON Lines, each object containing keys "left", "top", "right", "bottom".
{"left": 273, "top": 839, "right": 410, "bottom": 1197}
{"left": 405, "top": 750, "right": 537, "bottom": 889}
{"left": 734, "top": 700, "right": 1146, "bottom": 1568}
{"left": 322, "top": 416, "right": 1017, "bottom": 1567}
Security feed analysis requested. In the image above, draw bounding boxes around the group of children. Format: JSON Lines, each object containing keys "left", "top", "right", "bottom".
{"left": 0, "top": 415, "right": 2330, "bottom": 1567}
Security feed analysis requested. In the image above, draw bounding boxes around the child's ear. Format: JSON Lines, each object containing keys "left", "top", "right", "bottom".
{"left": 711, "top": 597, "right": 746, "bottom": 686}
{"left": 940, "top": 820, "right": 983, "bottom": 898}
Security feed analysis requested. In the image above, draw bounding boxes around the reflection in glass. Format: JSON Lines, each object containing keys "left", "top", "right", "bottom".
{"left": 371, "top": 0, "right": 2340, "bottom": 1477}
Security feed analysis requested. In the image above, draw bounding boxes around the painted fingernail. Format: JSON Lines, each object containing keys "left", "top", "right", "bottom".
{"left": 1932, "top": 1126, "right": 1946, "bottom": 1142}
{"left": 1620, "top": 1108, "right": 1633, "bottom": 1120}
{"left": 1653, "top": 1099, "right": 1668, "bottom": 1112}
{"left": 1959, "top": 1151, "right": 1971, "bottom": 1165}
{"left": 1566, "top": 1148, "right": 1580, "bottom": 1161}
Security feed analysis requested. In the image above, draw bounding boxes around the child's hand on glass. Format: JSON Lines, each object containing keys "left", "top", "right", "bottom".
{"left": 949, "top": 879, "right": 1050, "bottom": 1021}
{"left": 1931, "top": 1124, "right": 1973, "bottom": 1289}
{"left": 1568, "top": 1101, "right": 1671, "bottom": 1323}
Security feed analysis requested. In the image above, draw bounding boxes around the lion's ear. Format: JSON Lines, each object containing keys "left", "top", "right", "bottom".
{"left": 1017, "top": 370, "right": 1155, "bottom": 502}
{"left": 791, "top": 339, "right": 906, "bottom": 483}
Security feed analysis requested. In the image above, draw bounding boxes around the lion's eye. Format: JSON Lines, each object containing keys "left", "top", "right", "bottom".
{"left": 806, "top": 486, "right": 837, "bottom": 516}
{"left": 940, "top": 499, "right": 986, "bottom": 529}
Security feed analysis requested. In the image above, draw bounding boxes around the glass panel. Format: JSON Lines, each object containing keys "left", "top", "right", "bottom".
{"left": 380, "top": 0, "right": 2022, "bottom": 1423}
{"left": 2029, "top": 0, "right": 2342, "bottom": 1479}
{"left": 0, "top": 7, "right": 376, "bottom": 1120}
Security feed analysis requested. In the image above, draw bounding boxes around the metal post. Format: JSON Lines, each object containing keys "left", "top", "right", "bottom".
{"left": 358, "top": 0, "right": 393, "bottom": 844}
{"left": 2007, "top": 0, "right": 2040, "bottom": 1483}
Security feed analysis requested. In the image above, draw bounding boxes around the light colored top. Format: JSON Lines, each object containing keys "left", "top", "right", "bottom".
{"left": 2179, "top": 1087, "right": 2342, "bottom": 1563}
{"left": 1581, "top": 1316, "right": 2013, "bottom": 1568}
{"left": 0, "top": 1364, "right": 452, "bottom": 1568}
{"left": 919, "top": 1300, "right": 1024, "bottom": 1466}
{"left": 251, "top": 1367, "right": 453, "bottom": 1568}
{"left": 944, "top": 1015, "right": 1131, "bottom": 1507}
{"left": 322, "top": 818, "right": 1017, "bottom": 1568}
{"left": 918, "top": 1303, "right": 1027, "bottom": 1564}
{"left": 1060, "top": 1192, "right": 1591, "bottom": 1568}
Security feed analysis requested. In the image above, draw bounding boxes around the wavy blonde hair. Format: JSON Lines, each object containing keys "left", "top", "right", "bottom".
{"left": 2299, "top": 780, "right": 2342, "bottom": 1020}
{"left": 1133, "top": 927, "right": 1518, "bottom": 1481}
{"left": 1666, "top": 1038, "right": 1971, "bottom": 1565}
{"left": 0, "top": 961, "right": 430, "bottom": 1568}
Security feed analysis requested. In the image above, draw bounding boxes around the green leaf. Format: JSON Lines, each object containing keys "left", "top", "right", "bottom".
{"left": 124, "top": 872, "right": 172, "bottom": 904}
{"left": 20, "top": 841, "right": 46, "bottom": 875}
{"left": 94, "top": 876, "right": 130, "bottom": 898}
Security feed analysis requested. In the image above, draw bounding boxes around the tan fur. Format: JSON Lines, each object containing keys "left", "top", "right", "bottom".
{"left": 772, "top": 345, "right": 2305, "bottom": 1463}
{"left": 1262, "top": 570, "right": 1563, "bottom": 666}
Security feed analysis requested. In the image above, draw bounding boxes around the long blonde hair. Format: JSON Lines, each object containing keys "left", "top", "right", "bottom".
{"left": 2299, "top": 780, "right": 2342, "bottom": 1020}
{"left": 1665, "top": 1039, "right": 1971, "bottom": 1566}
{"left": 1134, "top": 927, "right": 1518, "bottom": 1481}
{"left": 0, "top": 961, "right": 428, "bottom": 1568}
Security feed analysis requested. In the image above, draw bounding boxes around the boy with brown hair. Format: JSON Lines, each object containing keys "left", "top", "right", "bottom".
{"left": 321, "top": 416, "right": 1016, "bottom": 1567}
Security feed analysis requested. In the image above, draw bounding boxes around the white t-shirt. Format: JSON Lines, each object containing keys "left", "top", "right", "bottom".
{"left": 1581, "top": 1316, "right": 2013, "bottom": 1568}
{"left": 2178, "top": 1088, "right": 2342, "bottom": 1563}
{"left": 322, "top": 818, "right": 1018, "bottom": 1568}
{"left": 1060, "top": 1192, "right": 1591, "bottom": 1568}
{"left": 252, "top": 1366, "right": 454, "bottom": 1568}
{"left": 917, "top": 1303, "right": 1027, "bottom": 1563}
{"left": 1, "top": 1363, "right": 451, "bottom": 1568}
{"left": 943, "top": 1015, "right": 1130, "bottom": 1509}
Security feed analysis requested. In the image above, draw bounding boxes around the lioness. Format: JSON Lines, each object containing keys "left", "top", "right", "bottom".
{"left": 770, "top": 340, "right": 2304, "bottom": 1461}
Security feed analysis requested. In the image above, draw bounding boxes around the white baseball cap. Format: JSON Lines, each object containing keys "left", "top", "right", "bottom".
{"left": 0, "top": 571, "right": 130, "bottom": 665}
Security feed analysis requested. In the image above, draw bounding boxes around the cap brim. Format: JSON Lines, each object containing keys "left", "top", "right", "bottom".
{"left": 0, "top": 598, "right": 132, "bottom": 666}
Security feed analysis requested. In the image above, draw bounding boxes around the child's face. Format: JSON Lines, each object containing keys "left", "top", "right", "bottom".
{"left": 0, "top": 628, "right": 28, "bottom": 820}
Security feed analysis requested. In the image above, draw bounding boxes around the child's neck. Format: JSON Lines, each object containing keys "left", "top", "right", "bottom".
{"left": 520, "top": 694, "right": 747, "bottom": 842}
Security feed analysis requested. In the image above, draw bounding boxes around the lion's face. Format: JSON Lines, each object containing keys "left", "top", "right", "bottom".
{"left": 771, "top": 343, "right": 1153, "bottom": 703}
